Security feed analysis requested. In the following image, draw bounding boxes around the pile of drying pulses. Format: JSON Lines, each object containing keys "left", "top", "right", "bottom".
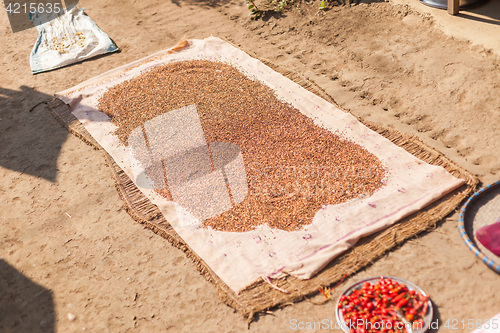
{"left": 98, "top": 60, "right": 385, "bottom": 232}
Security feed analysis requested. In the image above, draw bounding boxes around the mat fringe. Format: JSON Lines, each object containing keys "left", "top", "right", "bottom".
{"left": 47, "top": 50, "right": 478, "bottom": 319}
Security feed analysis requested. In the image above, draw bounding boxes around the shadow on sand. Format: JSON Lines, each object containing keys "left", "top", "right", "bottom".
{"left": 458, "top": 3, "right": 500, "bottom": 26}
{"left": 0, "top": 259, "right": 55, "bottom": 332}
{"left": 0, "top": 86, "right": 67, "bottom": 182}
{"left": 170, "top": 0, "right": 233, "bottom": 7}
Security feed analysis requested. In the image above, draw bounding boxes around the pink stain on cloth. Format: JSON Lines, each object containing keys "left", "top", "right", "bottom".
{"left": 476, "top": 217, "right": 500, "bottom": 257}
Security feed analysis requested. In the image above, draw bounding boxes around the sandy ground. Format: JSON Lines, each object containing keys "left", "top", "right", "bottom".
{"left": 392, "top": 0, "right": 500, "bottom": 55}
{"left": 1, "top": 0, "right": 499, "bottom": 332}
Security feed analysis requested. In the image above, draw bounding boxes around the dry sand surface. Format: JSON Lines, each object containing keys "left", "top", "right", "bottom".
{"left": 1, "top": 0, "right": 499, "bottom": 332}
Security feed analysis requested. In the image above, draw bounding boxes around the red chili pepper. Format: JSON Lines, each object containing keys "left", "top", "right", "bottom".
{"left": 420, "top": 301, "right": 429, "bottom": 316}
{"left": 340, "top": 277, "right": 428, "bottom": 333}
{"left": 392, "top": 293, "right": 405, "bottom": 303}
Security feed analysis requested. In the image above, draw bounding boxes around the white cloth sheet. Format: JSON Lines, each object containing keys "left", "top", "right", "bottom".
{"left": 57, "top": 37, "right": 465, "bottom": 293}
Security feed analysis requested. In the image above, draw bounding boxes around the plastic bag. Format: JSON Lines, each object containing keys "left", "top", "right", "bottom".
{"left": 30, "top": 6, "right": 118, "bottom": 74}
{"left": 476, "top": 218, "right": 500, "bottom": 257}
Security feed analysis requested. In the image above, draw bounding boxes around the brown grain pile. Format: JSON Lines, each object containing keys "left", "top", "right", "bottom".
{"left": 98, "top": 60, "right": 385, "bottom": 232}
